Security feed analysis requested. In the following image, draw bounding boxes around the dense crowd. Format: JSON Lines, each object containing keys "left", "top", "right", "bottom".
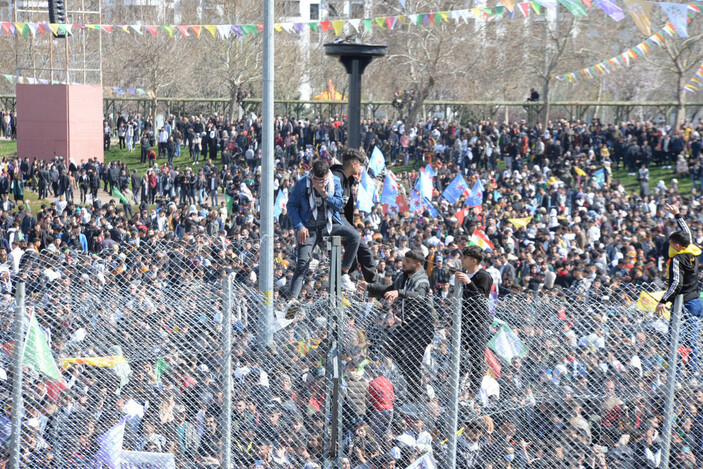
{"left": 0, "top": 113, "right": 703, "bottom": 468}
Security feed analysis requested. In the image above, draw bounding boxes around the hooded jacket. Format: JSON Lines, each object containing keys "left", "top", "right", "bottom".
{"left": 660, "top": 214, "right": 701, "bottom": 305}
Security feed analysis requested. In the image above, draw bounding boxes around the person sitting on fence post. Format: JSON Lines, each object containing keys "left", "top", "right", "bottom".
{"left": 656, "top": 202, "right": 703, "bottom": 375}
{"left": 286, "top": 159, "right": 360, "bottom": 299}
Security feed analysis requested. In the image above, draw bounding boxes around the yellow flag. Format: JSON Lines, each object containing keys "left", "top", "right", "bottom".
{"left": 574, "top": 167, "right": 587, "bottom": 176}
{"left": 273, "top": 23, "right": 283, "bottom": 32}
{"left": 508, "top": 217, "right": 532, "bottom": 229}
{"left": 204, "top": 25, "right": 217, "bottom": 38}
{"left": 48, "top": 23, "right": 60, "bottom": 35}
{"left": 439, "top": 11, "right": 449, "bottom": 22}
{"left": 636, "top": 291, "right": 670, "bottom": 320}
{"left": 471, "top": 8, "right": 483, "bottom": 17}
{"left": 623, "top": 0, "right": 652, "bottom": 36}
{"left": 60, "top": 355, "right": 128, "bottom": 370}
{"left": 332, "top": 20, "right": 346, "bottom": 35}
{"left": 502, "top": 0, "right": 519, "bottom": 12}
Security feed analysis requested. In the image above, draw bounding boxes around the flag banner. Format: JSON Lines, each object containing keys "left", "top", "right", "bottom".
{"left": 112, "top": 186, "right": 130, "bottom": 204}
{"left": 120, "top": 450, "right": 176, "bottom": 469}
{"left": 409, "top": 190, "right": 424, "bottom": 214}
{"left": 368, "top": 146, "right": 386, "bottom": 176}
{"left": 660, "top": 2, "right": 690, "bottom": 37}
{"left": 442, "top": 174, "right": 469, "bottom": 204}
{"left": 507, "top": 216, "right": 532, "bottom": 229}
{"left": 423, "top": 197, "right": 440, "bottom": 217}
{"left": 623, "top": 0, "right": 653, "bottom": 35}
{"left": 60, "top": 355, "right": 128, "bottom": 368}
{"left": 406, "top": 452, "right": 438, "bottom": 469}
{"left": 381, "top": 172, "right": 399, "bottom": 206}
{"left": 357, "top": 183, "right": 374, "bottom": 213}
{"left": 488, "top": 318, "right": 528, "bottom": 363}
{"left": 594, "top": 0, "right": 625, "bottom": 20}
{"left": 465, "top": 179, "right": 484, "bottom": 207}
{"left": 470, "top": 228, "right": 494, "bottom": 251}
{"left": 415, "top": 169, "right": 433, "bottom": 200}
{"left": 424, "top": 163, "right": 436, "bottom": 178}
{"left": 23, "top": 313, "right": 62, "bottom": 381}
{"left": 574, "top": 166, "right": 588, "bottom": 176}
{"left": 636, "top": 290, "right": 671, "bottom": 319}
{"left": 594, "top": 168, "right": 605, "bottom": 186}
{"left": 273, "top": 189, "right": 288, "bottom": 219}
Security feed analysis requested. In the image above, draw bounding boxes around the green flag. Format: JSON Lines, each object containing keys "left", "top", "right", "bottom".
{"left": 225, "top": 194, "right": 235, "bottom": 214}
{"left": 155, "top": 357, "right": 169, "bottom": 383}
{"left": 487, "top": 319, "right": 528, "bottom": 364}
{"left": 23, "top": 314, "right": 61, "bottom": 381}
{"left": 112, "top": 186, "right": 129, "bottom": 205}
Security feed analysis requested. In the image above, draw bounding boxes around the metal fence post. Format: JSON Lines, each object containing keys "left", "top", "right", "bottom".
{"left": 447, "top": 283, "right": 463, "bottom": 469}
{"left": 323, "top": 236, "right": 343, "bottom": 468}
{"left": 10, "top": 281, "right": 25, "bottom": 469}
{"left": 661, "top": 294, "right": 684, "bottom": 469}
{"left": 222, "top": 274, "right": 233, "bottom": 469}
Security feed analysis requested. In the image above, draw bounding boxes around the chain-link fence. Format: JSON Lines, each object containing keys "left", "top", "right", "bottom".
{"left": 0, "top": 237, "right": 699, "bottom": 468}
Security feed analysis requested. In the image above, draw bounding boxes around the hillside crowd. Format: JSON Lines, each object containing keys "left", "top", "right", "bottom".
{"left": 0, "top": 113, "right": 702, "bottom": 468}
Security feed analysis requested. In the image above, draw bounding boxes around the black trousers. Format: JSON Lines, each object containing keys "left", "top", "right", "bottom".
{"left": 461, "top": 309, "right": 490, "bottom": 399}
{"left": 342, "top": 218, "right": 378, "bottom": 283}
{"left": 385, "top": 319, "right": 434, "bottom": 403}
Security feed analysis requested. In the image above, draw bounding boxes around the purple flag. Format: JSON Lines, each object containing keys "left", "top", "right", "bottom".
{"left": 594, "top": 0, "right": 625, "bottom": 21}
{"left": 293, "top": 22, "right": 305, "bottom": 33}
{"left": 231, "top": 25, "right": 243, "bottom": 36}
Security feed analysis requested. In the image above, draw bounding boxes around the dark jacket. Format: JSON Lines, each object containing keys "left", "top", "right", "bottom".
{"left": 661, "top": 215, "right": 700, "bottom": 304}
{"left": 330, "top": 164, "right": 356, "bottom": 224}
{"left": 368, "top": 268, "right": 434, "bottom": 327}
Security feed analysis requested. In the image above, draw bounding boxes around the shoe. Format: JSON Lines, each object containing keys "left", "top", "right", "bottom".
{"left": 340, "top": 274, "right": 355, "bottom": 292}
{"left": 284, "top": 300, "right": 303, "bottom": 320}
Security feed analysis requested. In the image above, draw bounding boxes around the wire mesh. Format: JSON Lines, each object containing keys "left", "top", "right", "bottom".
{"left": 1, "top": 237, "right": 700, "bottom": 469}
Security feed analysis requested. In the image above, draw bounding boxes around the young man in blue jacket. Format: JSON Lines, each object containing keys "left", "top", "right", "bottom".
{"left": 286, "top": 159, "right": 361, "bottom": 298}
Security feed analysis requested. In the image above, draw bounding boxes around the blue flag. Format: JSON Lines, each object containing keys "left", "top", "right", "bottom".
{"left": 409, "top": 190, "right": 424, "bottom": 214}
{"left": 465, "top": 179, "right": 484, "bottom": 207}
{"left": 424, "top": 164, "right": 436, "bottom": 178}
{"left": 494, "top": 190, "right": 502, "bottom": 201}
{"left": 273, "top": 190, "right": 288, "bottom": 219}
{"left": 442, "top": 174, "right": 469, "bottom": 204}
{"left": 424, "top": 197, "right": 440, "bottom": 218}
{"left": 415, "top": 170, "right": 433, "bottom": 200}
{"left": 381, "top": 173, "right": 399, "bottom": 206}
{"left": 368, "top": 146, "right": 386, "bottom": 176}
{"left": 357, "top": 184, "right": 374, "bottom": 213}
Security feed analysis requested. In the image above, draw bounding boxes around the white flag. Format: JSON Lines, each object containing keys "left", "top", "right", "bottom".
{"left": 94, "top": 417, "right": 126, "bottom": 469}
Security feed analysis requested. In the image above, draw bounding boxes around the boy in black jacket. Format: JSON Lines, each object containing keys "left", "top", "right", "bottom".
{"left": 656, "top": 203, "right": 702, "bottom": 374}
{"left": 455, "top": 245, "right": 494, "bottom": 402}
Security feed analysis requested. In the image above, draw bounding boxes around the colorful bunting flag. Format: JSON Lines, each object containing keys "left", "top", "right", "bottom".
{"left": 660, "top": 2, "right": 690, "bottom": 37}
{"left": 623, "top": 0, "right": 653, "bottom": 35}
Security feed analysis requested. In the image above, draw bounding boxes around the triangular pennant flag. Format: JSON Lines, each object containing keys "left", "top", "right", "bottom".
{"left": 558, "top": 0, "right": 588, "bottom": 16}
{"left": 502, "top": 0, "right": 519, "bottom": 12}
{"left": 99, "top": 24, "right": 113, "bottom": 33}
{"left": 439, "top": 11, "right": 450, "bottom": 22}
{"left": 130, "top": 24, "right": 142, "bottom": 34}
{"left": 363, "top": 18, "right": 373, "bottom": 30}
{"left": 407, "top": 14, "right": 418, "bottom": 24}
{"left": 48, "top": 23, "right": 60, "bottom": 35}
{"left": 660, "top": 2, "right": 689, "bottom": 37}
{"left": 518, "top": 2, "right": 530, "bottom": 16}
{"left": 144, "top": 25, "right": 158, "bottom": 35}
{"left": 280, "top": 22, "right": 295, "bottom": 33}
{"left": 204, "top": 25, "right": 216, "bottom": 38}
{"left": 191, "top": 25, "right": 202, "bottom": 38}
{"left": 241, "top": 24, "right": 257, "bottom": 35}
{"left": 307, "top": 22, "right": 318, "bottom": 31}
{"left": 374, "top": 17, "right": 386, "bottom": 28}
{"left": 398, "top": 14, "right": 408, "bottom": 24}
{"left": 582, "top": 0, "right": 592, "bottom": 6}
{"left": 385, "top": 16, "right": 397, "bottom": 29}
{"left": 3, "top": 75, "right": 12, "bottom": 84}
{"left": 28, "top": 23, "right": 38, "bottom": 37}
{"left": 531, "top": 2, "right": 542, "bottom": 14}
{"left": 332, "top": 20, "right": 346, "bottom": 35}
{"left": 320, "top": 20, "right": 333, "bottom": 32}
{"left": 273, "top": 23, "right": 283, "bottom": 32}
{"left": 493, "top": 6, "right": 504, "bottom": 16}
{"left": 176, "top": 25, "right": 189, "bottom": 37}
{"left": 623, "top": 0, "right": 652, "bottom": 35}
{"left": 14, "top": 23, "right": 26, "bottom": 37}
{"left": 594, "top": 0, "right": 625, "bottom": 21}
{"left": 162, "top": 25, "right": 175, "bottom": 37}
{"left": 348, "top": 18, "right": 361, "bottom": 31}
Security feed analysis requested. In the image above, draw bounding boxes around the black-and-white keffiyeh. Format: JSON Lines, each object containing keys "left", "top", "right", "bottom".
{"left": 307, "top": 173, "right": 335, "bottom": 233}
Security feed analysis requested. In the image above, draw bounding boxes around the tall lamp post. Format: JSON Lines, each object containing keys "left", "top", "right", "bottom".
{"left": 323, "top": 41, "right": 386, "bottom": 150}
